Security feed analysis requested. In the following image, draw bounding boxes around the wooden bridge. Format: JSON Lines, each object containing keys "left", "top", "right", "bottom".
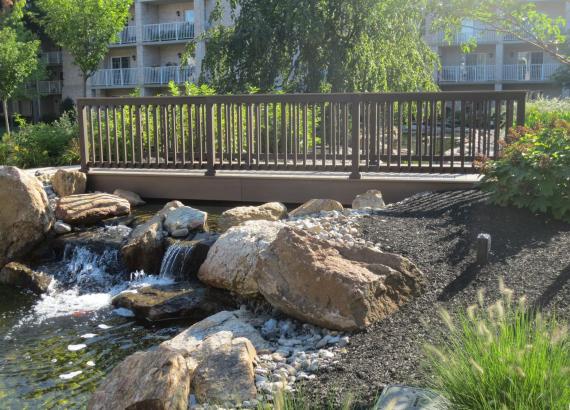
{"left": 77, "top": 91, "right": 525, "bottom": 204}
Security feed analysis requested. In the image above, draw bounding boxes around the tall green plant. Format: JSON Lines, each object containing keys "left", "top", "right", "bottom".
{"left": 0, "top": 0, "right": 40, "bottom": 134}
{"left": 425, "top": 282, "right": 570, "bottom": 410}
{"left": 36, "top": 0, "right": 133, "bottom": 97}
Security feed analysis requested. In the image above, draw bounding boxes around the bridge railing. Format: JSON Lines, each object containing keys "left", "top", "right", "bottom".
{"left": 77, "top": 91, "right": 526, "bottom": 177}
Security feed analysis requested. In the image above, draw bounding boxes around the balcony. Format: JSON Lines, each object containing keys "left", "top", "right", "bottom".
{"left": 143, "top": 66, "right": 195, "bottom": 85}
{"left": 427, "top": 29, "right": 498, "bottom": 46}
{"left": 143, "top": 21, "right": 194, "bottom": 43}
{"left": 503, "top": 64, "right": 561, "bottom": 81}
{"left": 90, "top": 68, "right": 139, "bottom": 88}
{"left": 25, "top": 80, "right": 63, "bottom": 95}
{"left": 40, "top": 51, "right": 63, "bottom": 65}
{"left": 90, "top": 66, "right": 195, "bottom": 88}
{"left": 110, "top": 26, "right": 137, "bottom": 46}
{"left": 439, "top": 65, "right": 495, "bottom": 83}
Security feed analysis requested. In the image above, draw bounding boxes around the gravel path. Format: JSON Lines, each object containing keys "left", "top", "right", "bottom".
{"left": 305, "top": 190, "right": 570, "bottom": 408}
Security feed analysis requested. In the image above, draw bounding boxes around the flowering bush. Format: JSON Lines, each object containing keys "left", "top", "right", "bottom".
{"left": 480, "top": 120, "right": 570, "bottom": 222}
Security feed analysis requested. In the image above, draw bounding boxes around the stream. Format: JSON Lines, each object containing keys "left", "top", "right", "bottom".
{"left": 0, "top": 202, "right": 228, "bottom": 409}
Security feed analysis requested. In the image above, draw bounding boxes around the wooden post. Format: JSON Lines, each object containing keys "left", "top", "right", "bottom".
{"left": 350, "top": 96, "right": 361, "bottom": 179}
{"left": 77, "top": 101, "right": 90, "bottom": 173}
{"left": 516, "top": 94, "right": 526, "bottom": 126}
{"left": 205, "top": 101, "right": 216, "bottom": 176}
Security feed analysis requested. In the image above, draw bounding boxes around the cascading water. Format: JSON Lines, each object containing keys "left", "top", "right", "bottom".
{"left": 159, "top": 243, "right": 195, "bottom": 279}
{"left": 0, "top": 224, "right": 179, "bottom": 408}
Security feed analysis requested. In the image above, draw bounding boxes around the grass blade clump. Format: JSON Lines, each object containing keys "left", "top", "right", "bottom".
{"left": 425, "top": 283, "right": 570, "bottom": 410}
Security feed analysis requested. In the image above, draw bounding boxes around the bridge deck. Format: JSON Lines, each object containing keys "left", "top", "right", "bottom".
{"left": 88, "top": 168, "right": 480, "bottom": 205}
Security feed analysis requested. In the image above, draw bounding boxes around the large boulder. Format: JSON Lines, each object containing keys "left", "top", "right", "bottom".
{"left": 217, "top": 202, "right": 288, "bottom": 232}
{"left": 198, "top": 220, "right": 285, "bottom": 297}
{"left": 289, "top": 198, "right": 343, "bottom": 218}
{"left": 112, "top": 282, "right": 234, "bottom": 322}
{"left": 121, "top": 201, "right": 183, "bottom": 274}
{"left": 0, "top": 262, "right": 52, "bottom": 294}
{"left": 113, "top": 189, "right": 146, "bottom": 207}
{"left": 254, "top": 227, "right": 424, "bottom": 331}
{"left": 88, "top": 349, "right": 191, "bottom": 410}
{"left": 192, "top": 334, "right": 257, "bottom": 404}
{"left": 51, "top": 169, "right": 87, "bottom": 197}
{"left": 55, "top": 193, "right": 130, "bottom": 225}
{"left": 163, "top": 206, "right": 207, "bottom": 236}
{"left": 0, "top": 166, "right": 53, "bottom": 268}
{"left": 352, "top": 190, "right": 386, "bottom": 210}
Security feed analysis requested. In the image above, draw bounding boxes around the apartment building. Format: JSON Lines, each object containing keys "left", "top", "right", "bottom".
{"left": 62, "top": 0, "right": 233, "bottom": 101}
{"left": 426, "top": 0, "right": 570, "bottom": 98}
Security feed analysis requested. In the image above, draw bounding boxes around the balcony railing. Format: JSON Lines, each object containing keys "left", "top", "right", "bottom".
{"left": 91, "top": 66, "right": 195, "bottom": 88}
{"left": 91, "top": 68, "right": 139, "bottom": 88}
{"left": 143, "top": 66, "right": 195, "bottom": 85}
{"left": 503, "top": 64, "right": 561, "bottom": 81}
{"left": 40, "top": 51, "right": 63, "bottom": 65}
{"left": 143, "top": 21, "right": 194, "bottom": 43}
{"left": 428, "top": 29, "right": 498, "bottom": 45}
{"left": 111, "top": 26, "right": 137, "bottom": 45}
{"left": 25, "top": 80, "right": 63, "bottom": 95}
{"left": 439, "top": 65, "right": 495, "bottom": 82}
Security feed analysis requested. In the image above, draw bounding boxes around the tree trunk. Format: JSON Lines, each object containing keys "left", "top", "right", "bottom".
{"left": 2, "top": 99, "right": 10, "bottom": 136}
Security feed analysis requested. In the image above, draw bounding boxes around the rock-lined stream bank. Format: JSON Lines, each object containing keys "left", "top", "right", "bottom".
{"left": 0, "top": 166, "right": 420, "bottom": 409}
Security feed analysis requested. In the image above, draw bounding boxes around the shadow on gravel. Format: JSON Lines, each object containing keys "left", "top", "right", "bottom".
{"left": 534, "top": 263, "right": 570, "bottom": 309}
{"left": 438, "top": 262, "right": 482, "bottom": 302}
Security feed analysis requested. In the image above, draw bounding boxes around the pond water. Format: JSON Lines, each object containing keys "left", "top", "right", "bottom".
{"left": 0, "top": 202, "right": 230, "bottom": 409}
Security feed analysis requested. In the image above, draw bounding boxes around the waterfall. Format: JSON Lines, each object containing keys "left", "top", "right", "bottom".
{"left": 159, "top": 242, "right": 196, "bottom": 279}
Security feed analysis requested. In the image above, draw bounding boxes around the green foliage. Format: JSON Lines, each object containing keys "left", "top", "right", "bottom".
{"left": 430, "top": 0, "right": 569, "bottom": 66}
{"left": 480, "top": 121, "right": 570, "bottom": 222}
{"left": 197, "top": 0, "right": 438, "bottom": 94}
{"left": 0, "top": 111, "right": 80, "bottom": 168}
{"left": 425, "top": 283, "right": 570, "bottom": 410}
{"left": 0, "top": 0, "right": 40, "bottom": 133}
{"left": 526, "top": 98, "right": 570, "bottom": 129}
{"left": 36, "top": 0, "right": 133, "bottom": 95}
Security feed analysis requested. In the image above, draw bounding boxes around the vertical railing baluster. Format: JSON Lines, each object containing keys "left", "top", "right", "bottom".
{"left": 153, "top": 105, "right": 159, "bottom": 165}
{"left": 494, "top": 99, "right": 500, "bottom": 159}
{"left": 349, "top": 98, "right": 361, "bottom": 179}
{"left": 146, "top": 106, "right": 151, "bottom": 165}
{"left": 281, "top": 102, "right": 287, "bottom": 167}
{"left": 303, "top": 104, "right": 308, "bottom": 167}
{"left": 440, "top": 99, "right": 445, "bottom": 169}
{"left": 180, "top": 104, "right": 186, "bottom": 166}
{"left": 89, "top": 107, "right": 96, "bottom": 164}
{"left": 416, "top": 100, "right": 423, "bottom": 170}
{"left": 97, "top": 106, "right": 103, "bottom": 165}
{"left": 408, "top": 101, "right": 413, "bottom": 169}
{"left": 205, "top": 101, "right": 216, "bottom": 176}
{"left": 450, "top": 100, "right": 455, "bottom": 171}
{"left": 172, "top": 104, "right": 178, "bottom": 167}
{"left": 113, "top": 106, "right": 119, "bottom": 165}
{"left": 397, "top": 101, "right": 402, "bottom": 171}
{"left": 460, "top": 100, "right": 466, "bottom": 171}
{"left": 78, "top": 102, "right": 90, "bottom": 172}
{"left": 136, "top": 105, "right": 143, "bottom": 165}
{"left": 162, "top": 105, "right": 169, "bottom": 166}
{"left": 312, "top": 104, "right": 317, "bottom": 167}
{"left": 321, "top": 102, "right": 326, "bottom": 167}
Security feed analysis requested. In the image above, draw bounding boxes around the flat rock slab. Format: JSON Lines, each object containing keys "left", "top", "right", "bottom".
{"left": 112, "top": 282, "right": 235, "bottom": 322}
{"left": 55, "top": 193, "right": 131, "bottom": 225}
{"left": 0, "top": 262, "right": 52, "bottom": 294}
{"left": 88, "top": 349, "right": 190, "bottom": 410}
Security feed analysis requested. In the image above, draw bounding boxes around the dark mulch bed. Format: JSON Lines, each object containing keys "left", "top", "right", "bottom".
{"left": 305, "top": 189, "right": 570, "bottom": 408}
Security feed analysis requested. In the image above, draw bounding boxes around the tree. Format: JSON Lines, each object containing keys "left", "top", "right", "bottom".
{"left": 0, "top": 0, "right": 40, "bottom": 134}
{"left": 196, "top": 0, "right": 438, "bottom": 94}
{"left": 430, "top": 0, "right": 569, "bottom": 66}
{"left": 36, "top": 0, "right": 133, "bottom": 97}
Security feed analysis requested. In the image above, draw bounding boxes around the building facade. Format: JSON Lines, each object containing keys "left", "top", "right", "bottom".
{"left": 426, "top": 0, "right": 569, "bottom": 98}
{"left": 5, "top": 0, "right": 569, "bottom": 124}
{"left": 62, "top": 0, "right": 233, "bottom": 101}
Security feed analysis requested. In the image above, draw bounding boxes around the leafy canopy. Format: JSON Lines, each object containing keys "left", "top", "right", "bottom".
{"left": 430, "top": 0, "right": 569, "bottom": 66}
{"left": 197, "top": 0, "right": 438, "bottom": 94}
{"left": 36, "top": 0, "right": 133, "bottom": 81}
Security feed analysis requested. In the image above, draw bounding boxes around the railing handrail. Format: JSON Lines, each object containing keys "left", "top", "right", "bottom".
{"left": 78, "top": 90, "right": 527, "bottom": 106}
{"left": 76, "top": 91, "right": 526, "bottom": 176}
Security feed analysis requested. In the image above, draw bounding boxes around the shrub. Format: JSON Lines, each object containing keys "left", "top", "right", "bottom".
{"left": 0, "top": 111, "right": 80, "bottom": 168}
{"left": 425, "top": 283, "right": 570, "bottom": 410}
{"left": 480, "top": 121, "right": 570, "bottom": 222}
{"left": 526, "top": 98, "right": 570, "bottom": 129}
